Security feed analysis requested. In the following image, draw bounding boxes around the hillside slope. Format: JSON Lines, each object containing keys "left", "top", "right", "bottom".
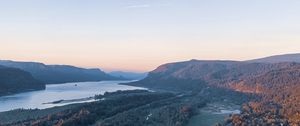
{"left": 127, "top": 59, "right": 300, "bottom": 125}
{"left": 248, "top": 53, "right": 300, "bottom": 63}
{"left": 0, "top": 66, "right": 45, "bottom": 96}
{"left": 226, "top": 64, "right": 300, "bottom": 125}
{"left": 0, "top": 60, "right": 118, "bottom": 84}
{"left": 128, "top": 60, "right": 294, "bottom": 91}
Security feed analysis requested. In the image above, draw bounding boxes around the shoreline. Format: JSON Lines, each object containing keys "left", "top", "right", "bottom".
{"left": 0, "top": 80, "right": 145, "bottom": 112}
{"left": 42, "top": 97, "right": 96, "bottom": 105}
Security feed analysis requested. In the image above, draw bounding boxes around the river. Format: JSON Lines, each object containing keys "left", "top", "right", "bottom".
{"left": 0, "top": 80, "right": 145, "bottom": 112}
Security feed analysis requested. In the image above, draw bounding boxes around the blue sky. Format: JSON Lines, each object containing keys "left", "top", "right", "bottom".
{"left": 0, "top": 0, "right": 300, "bottom": 72}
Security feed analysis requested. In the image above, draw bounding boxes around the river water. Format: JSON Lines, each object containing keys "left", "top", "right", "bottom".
{"left": 0, "top": 81, "right": 145, "bottom": 112}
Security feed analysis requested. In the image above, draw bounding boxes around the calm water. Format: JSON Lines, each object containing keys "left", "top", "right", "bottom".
{"left": 0, "top": 81, "right": 145, "bottom": 112}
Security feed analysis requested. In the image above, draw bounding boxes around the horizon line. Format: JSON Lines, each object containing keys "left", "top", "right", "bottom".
{"left": 1, "top": 52, "right": 299, "bottom": 73}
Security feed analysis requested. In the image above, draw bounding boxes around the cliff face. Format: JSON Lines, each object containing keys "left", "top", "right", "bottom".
{"left": 0, "top": 66, "right": 45, "bottom": 96}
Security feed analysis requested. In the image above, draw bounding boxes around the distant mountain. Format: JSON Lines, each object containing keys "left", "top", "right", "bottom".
{"left": 0, "top": 66, "right": 45, "bottom": 96}
{"left": 248, "top": 53, "right": 300, "bottom": 63}
{"left": 109, "top": 71, "right": 148, "bottom": 80}
{"left": 0, "top": 60, "right": 119, "bottom": 84}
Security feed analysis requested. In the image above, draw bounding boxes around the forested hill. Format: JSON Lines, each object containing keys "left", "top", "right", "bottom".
{"left": 128, "top": 60, "right": 297, "bottom": 91}
{"left": 0, "top": 60, "right": 119, "bottom": 84}
{"left": 0, "top": 66, "right": 45, "bottom": 96}
{"left": 226, "top": 64, "right": 300, "bottom": 125}
{"left": 127, "top": 59, "right": 300, "bottom": 125}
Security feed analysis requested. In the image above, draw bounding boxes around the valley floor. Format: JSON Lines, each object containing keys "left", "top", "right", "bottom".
{"left": 187, "top": 102, "right": 240, "bottom": 126}
{"left": 0, "top": 88, "right": 248, "bottom": 126}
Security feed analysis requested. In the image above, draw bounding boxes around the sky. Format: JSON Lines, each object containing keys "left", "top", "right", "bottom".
{"left": 0, "top": 0, "right": 300, "bottom": 72}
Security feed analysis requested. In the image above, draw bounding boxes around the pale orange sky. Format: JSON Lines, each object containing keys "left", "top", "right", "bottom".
{"left": 1, "top": 41, "right": 300, "bottom": 72}
{"left": 1, "top": 0, "right": 300, "bottom": 72}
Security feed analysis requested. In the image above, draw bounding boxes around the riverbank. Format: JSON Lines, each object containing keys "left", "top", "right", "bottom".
{"left": 0, "top": 81, "right": 145, "bottom": 112}
{"left": 0, "top": 90, "right": 189, "bottom": 126}
{"left": 0, "top": 88, "right": 44, "bottom": 97}
{"left": 42, "top": 97, "right": 96, "bottom": 105}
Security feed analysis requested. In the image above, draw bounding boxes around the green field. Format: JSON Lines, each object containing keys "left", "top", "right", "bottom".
{"left": 187, "top": 112, "right": 227, "bottom": 126}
